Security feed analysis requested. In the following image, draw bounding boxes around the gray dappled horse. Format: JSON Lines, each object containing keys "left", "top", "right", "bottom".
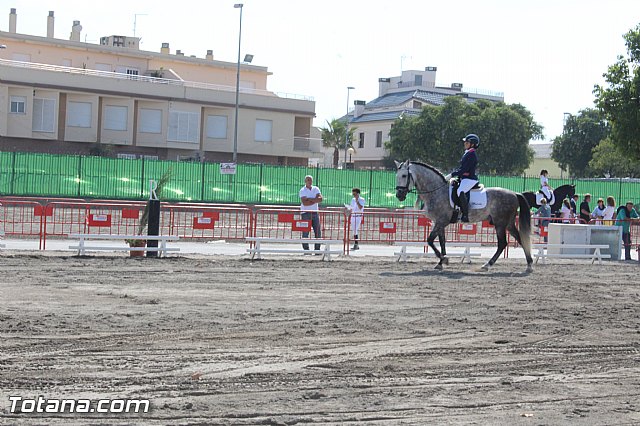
{"left": 395, "top": 161, "right": 533, "bottom": 272}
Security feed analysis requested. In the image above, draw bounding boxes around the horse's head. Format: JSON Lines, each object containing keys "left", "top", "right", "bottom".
{"left": 394, "top": 160, "right": 413, "bottom": 201}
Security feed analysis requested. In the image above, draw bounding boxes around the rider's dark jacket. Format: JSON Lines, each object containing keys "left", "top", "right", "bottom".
{"left": 451, "top": 148, "right": 478, "bottom": 180}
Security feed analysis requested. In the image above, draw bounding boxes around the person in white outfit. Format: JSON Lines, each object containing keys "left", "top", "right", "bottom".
{"left": 349, "top": 188, "right": 365, "bottom": 250}
{"left": 540, "top": 169, "right": 553, "bottom": 203}
{"left": 560, "top": 198, "right": 573, "bottom": 223}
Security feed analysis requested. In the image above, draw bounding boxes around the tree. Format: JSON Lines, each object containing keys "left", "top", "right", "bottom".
{"left": 551, "top": 109, "right": 610, "bottom": 177}
{"left": 320, "top": 119, "right": 357, "bottom": 168}
{"left": 589, "top": 138, "right": 640, "bottom": 177}
{"left": 594, "top": 24, "right": 640, "bottom": 161}
{"left": 386, "top": 96, "right": 540, "bottom": 175}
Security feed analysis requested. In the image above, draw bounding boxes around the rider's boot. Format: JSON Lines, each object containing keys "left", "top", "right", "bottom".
{"left": 459, "top": 191, "right": 470, "bottom": 223}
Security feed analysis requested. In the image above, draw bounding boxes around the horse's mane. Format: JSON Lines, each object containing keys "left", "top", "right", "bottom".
{"left": 409, "top": 161, "right": 446, "bottom": 182}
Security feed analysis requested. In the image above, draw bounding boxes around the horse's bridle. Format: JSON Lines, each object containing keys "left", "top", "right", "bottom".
{"left": 395, "top": 167, "right": 414, "bottom": 195}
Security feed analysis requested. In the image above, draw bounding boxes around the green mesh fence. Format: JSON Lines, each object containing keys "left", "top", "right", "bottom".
{"left": 0, "top": 151, "right": 638, "bottom": 208}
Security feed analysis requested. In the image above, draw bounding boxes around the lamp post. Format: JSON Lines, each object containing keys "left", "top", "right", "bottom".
{"left": 347, "top": 147, "right": 355, "bottom": 170}
{"left": 232, "top": 3, "right": 243, "bottom": 163}
{"left": 344, "top": 86, "right": 355, "bottom": 168}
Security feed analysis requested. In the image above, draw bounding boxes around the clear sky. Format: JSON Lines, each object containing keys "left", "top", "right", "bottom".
{"left": 4, "top": 0, "right": 639, "bottom": 143}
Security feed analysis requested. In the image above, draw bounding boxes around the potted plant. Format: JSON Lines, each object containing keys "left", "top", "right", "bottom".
{"left": 126, "top": 168, "right": 172, "bottom": 257}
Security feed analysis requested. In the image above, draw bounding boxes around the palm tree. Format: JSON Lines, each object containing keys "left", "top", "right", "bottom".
{"left": 320, "top": 118, "right": 357, "bottom": 168}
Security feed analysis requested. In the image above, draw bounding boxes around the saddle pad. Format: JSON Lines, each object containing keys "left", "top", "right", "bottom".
{"left": 449, "top": 186, "right": 488, "bottom": 209}
{"left": 535, "top": 191, "right": 555, "bottom": 206}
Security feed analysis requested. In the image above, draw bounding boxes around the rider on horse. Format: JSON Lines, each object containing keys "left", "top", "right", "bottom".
{"left": 539, "top": 169, "right": 553, "bottom": 203}
{"left": 450, "top": 134, "right": 480, "bottom": 223}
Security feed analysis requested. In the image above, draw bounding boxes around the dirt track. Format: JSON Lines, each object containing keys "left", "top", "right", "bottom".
{"left": 1, "top": 254, "right": 639, "bottom": 425}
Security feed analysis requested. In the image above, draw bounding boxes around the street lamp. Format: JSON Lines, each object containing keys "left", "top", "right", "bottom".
{"left": 344, "top": 86, "right": 355, "bottom": 168}
{"left": 347, "top": 147, "right": 355, "bottom": 169}
{"left": 232, "top": 3, "right": 243, "bottom": 164}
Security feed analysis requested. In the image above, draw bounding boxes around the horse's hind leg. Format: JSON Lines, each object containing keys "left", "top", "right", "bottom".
{"left": 482, "top": 226, "right": 508, "bottom": 271}
{"left": 507, "top": 222, "right": 533, "bottom": 271}
{"left": 438, "top": 228, "right": 449, "bottom": 266}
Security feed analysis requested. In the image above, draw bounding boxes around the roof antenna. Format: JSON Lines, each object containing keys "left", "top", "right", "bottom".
{"left": 133, "top": 13, "right": 148, "bottom": 39}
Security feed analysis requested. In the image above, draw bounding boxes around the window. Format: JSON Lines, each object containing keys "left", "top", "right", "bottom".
{"left": 255, "top": 119, "right": 272, "bottom": 142}
{"left": 104, "top": 105, "right": 128, "bottom": 131}
{"left": 95, "top": 63, "right": 111, "bottom": 72}
{"left": 139, "top": 109, "right": 162, "bottom": 134}
{"left": 413, "top": 100, "right": 423, "bottom": 109}
{"left": 358, "top": 132, "right": 365, "bottom": 149}
{"left": 206, "top": 115, "right": 227, "bottom": 139}
{"left": 67, "top": 101, "right": 92, "bottom": 128}
{"left": 168, "top": 110, "right": 199, "bottom": 143}
{"left": 117, "top": 153, "right": 137, "bottom": 160}
{"left": 376, "top": 131, "right": 383, "bottom": 148}
{"left": 414, "top": 75, "right": 423, "bottom": 86}
{"left": 32, "top": 98, "right": 56, "bottom": 132}
{"left": 9, "top": 96, "right": 26, "bottom": 114}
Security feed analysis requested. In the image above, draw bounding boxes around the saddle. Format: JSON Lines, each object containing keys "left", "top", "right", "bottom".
{"left": 450, "top": 180, "right": 484, "bottom": 223}
{"left": 450, "top": 180, "right": 483, "bottom": 207}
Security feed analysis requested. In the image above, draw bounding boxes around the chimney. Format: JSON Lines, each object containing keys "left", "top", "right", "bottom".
{"left": 9, "top": 8, "right": 17, "bottom": 33}
{"left": 70, "top": 20, "right": 82, "bottom": 42}
{"left": 47, "top": 11, "right": 54, "bottom": 38}
{"left": 176, "top": 49, "right": 183, "bottom": 56}
{"left": 160, "top": 42, "right": 170, "bottom": 54}
{"left": 378, "top": 77, "right": 391, "bottom": 97}
{"left": 206, "top": 49, "right": 213, "bottom": 60}
{"left": 353, "top": 100, "right": 366, "bottom": 118}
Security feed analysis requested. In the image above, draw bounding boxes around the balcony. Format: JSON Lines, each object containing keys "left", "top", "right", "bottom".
{"left": 0, "top": 59, "right": 314, "bottom": 102}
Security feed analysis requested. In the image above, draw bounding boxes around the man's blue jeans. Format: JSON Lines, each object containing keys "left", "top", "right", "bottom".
{"left": 301, "top": 211, "right": 321, "bottom": 251}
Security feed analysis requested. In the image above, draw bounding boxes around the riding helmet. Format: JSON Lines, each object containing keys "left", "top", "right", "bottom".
{"left": 462, "top": 134, "right": 480, "bottom": 147}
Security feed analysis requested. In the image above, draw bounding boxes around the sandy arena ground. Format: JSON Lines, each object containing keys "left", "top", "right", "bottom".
{"left": 0, "top": 253, "right": 639, "bottom": 425}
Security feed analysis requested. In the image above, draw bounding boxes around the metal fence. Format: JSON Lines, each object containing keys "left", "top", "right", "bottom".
{"left": 1, "top": 151, "right": 639, "bottom": 208}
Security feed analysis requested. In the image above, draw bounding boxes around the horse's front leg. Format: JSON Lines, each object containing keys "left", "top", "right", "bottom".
{"left": 426, "top": 228, "right": 443, "bottom": 269}
{"left": 427, "top": 226, "right": 447, "bottom": 270}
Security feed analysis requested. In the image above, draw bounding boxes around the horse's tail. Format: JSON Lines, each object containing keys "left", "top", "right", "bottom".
{"left": 516, "top": 193, "right": 532, "bottom": 249}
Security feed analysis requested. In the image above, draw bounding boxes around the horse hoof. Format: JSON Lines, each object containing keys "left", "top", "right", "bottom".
{"left": 434, "top": 264, "right": 443, "bottom": 270}
{"left": 442, "top": 256, "right": 449, "bottom": 265}
{"left": 480, "top": 264, "right": 490, "bottom": 272}
{"left": 526, "top": 265, "right": 533, "bottom": 273}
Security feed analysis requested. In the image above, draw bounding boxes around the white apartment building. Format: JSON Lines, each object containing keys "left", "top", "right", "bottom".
{"left": 339, "top": 67, "right": 504, "bottom": 169}
{"left": 0, "top": 8, "right": 320, "bottom": 165}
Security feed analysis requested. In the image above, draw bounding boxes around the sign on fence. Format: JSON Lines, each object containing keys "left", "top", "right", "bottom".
{"left": 220, "top": 163, "right": 237, "bottom": 175}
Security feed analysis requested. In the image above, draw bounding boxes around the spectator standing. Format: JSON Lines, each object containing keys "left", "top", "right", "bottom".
{"left": 602, "top": 196, "right": 616, "bottom": 225}
{"left": 536, "top": 198, "right": 551, "bottom": 242}
{"left": 299, "top": 175, "right": 323, "bottom": 253}
{"left": 349, "top": 188, "right": 366, "bottom": 250}
{"left": 570, "top": 194, "right": 579, "bottom": 217}
{"left": 579, "top": 194, "right": 592, "bottom": 224}
{"left": 591, "top": 198, "right": 606, "bottom": 225}
{"left": 615, "top": 201, "right": 639, "bottom": 261}
{"left": 560, "top": 199, "right": 573, "bottom": 223}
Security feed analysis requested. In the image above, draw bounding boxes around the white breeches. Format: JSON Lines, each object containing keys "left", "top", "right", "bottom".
{"left": 351, "top": 215, "right": 363, "bottom": 234}
{"left": 457, "top": 179, "right": 479, "bottom": 196}
{"left": 541, "top": 187, "right": 551, "bottom": 199}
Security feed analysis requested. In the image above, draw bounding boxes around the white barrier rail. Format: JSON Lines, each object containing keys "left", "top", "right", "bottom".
{"left": 245, "top": 237, "right": 343, "bottom": 261}
{"left": 394, "top": 242, "right": 482, "bottom": 263}
{"left": 69, "top": 234, "right": 180, "bottom": 257}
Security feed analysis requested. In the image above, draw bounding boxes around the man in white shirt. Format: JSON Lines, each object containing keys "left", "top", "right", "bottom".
{"left": 299, "top": 175, "right": 323, "bottom": 252}
{"left": 349, "top": 188, "right": 365, "bottom": 250}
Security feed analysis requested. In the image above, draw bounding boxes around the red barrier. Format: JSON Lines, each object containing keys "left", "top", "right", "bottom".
{"left": 168, "top": 205, "right": 252, "bottom": 241}
{"left": 0, "top": 200, "right": 46, "bottom": 249}
{"left": 252, "top": 208, "right": 347, "bottom": 250}
{"left": 42, "top": 202, "right": 158, "bottom": 249}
